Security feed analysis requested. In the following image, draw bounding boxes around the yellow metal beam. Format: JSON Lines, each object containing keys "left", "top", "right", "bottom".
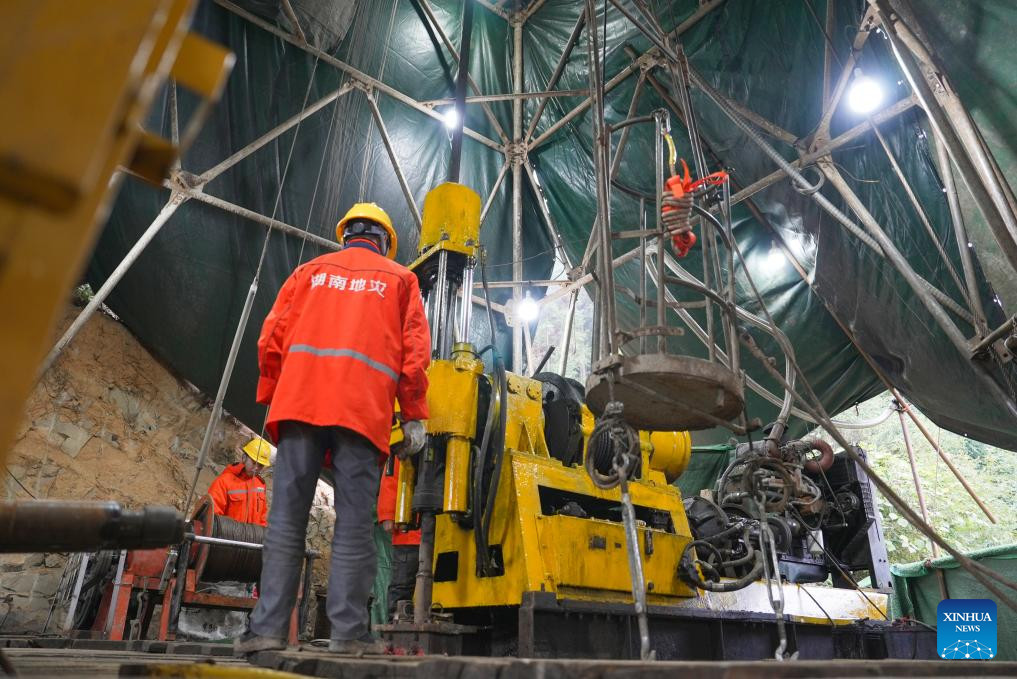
{"left": 0, "top": 0, "right": 232, "bottom": 465}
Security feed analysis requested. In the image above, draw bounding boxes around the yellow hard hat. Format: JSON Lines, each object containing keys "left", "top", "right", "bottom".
{"left": 335, "top": 202, "right": 398, "bottom": 260}
{"left": 242, "top": 437, "right": 274, "bottom": 467}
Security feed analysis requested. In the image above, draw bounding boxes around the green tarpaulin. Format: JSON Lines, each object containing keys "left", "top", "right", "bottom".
{"left": 675, "top": 444, "right": 734, "bottom": 498}
{"left": 86, "top": 0, "right": 1017, "bottom": 449}
{"left": 890, "top": 543, "right": 1017, "bottom": 660}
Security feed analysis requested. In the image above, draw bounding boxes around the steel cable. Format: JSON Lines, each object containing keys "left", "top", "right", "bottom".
{"left": 585, "top": 401, "right": 640, "bottom": 489}
{"left": 199, "top": 514, "right": 265, "bottom": 583}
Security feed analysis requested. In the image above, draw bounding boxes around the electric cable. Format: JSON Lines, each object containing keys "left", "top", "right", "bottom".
{"left": 706, "top": 166, "right": 1017, "bottom": 603}
{"left": 184, "top": 54, "right": 323, "bottom": 513}
{"left": 741, "top": 333, "right": 1017, "bottom": 610}
{"left": 474, "top": 247, "right": 508, "bottom": 575}
{"left": 585, "top": 401, "right": 640, "bottom": 489}
{"left": 796, "top": 583, "right": 837, "bottom": 628}
{"left": 657, "top": 83, "right": 1017, "bottom": 607}
{"left": 790, "top": 505, "right": 889, "bottom": 620}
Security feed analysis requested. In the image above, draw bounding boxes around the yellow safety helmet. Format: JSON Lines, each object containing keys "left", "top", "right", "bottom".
{"left": 241, "top": 437, "right": 274, "bottom": 467}
{"left": 335, "top": 202, "right": 399, "bottom": 260}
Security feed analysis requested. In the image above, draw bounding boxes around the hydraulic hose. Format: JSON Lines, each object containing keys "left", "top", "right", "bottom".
{"left": 680, "top": 539, "right": 765, "bottom": 593}
{"left": 802, "top": 439, "right": 835, "bottom": 474}
{"left": 474, "top": 248, "right": 508, "bottom": 575}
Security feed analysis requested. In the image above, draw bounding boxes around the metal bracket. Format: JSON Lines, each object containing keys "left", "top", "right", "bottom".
{"left": 352, "top": 79, "right": 375, "bottom": 98}
{"left": 505, "top": 141, "right": 528, "bottom": 166}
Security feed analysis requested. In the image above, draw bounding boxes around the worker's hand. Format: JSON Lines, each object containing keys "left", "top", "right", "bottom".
{"left": 393, "top": 420, "right": 426, "bottom": 460}
{"left": 381, "top": 520, "right": 395, "bottom": 535}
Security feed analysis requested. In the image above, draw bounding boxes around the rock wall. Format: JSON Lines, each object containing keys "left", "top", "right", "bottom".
{"left": 1, "top": 305, "right": 256, "bottom": 635}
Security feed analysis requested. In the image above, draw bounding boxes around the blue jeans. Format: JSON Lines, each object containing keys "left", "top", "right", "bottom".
{"left": 249, "top": 421, "right": 381, "bottom": 641}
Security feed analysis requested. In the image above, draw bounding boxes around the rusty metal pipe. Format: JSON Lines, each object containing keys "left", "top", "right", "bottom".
{"left": 970, "top": 314, "right": 1017, "bottom": 357}
{"left": 167, "top": 535, "right": 192, "bottom": 637}
{"left": 0, "top": 500, "right": 184, "bottom": 553}
{"left": 298, "top": 552, "right": 317, "bottom": 635}
{"left": 413, "top": 513, "right": 436, "bottom": 624}
{"left": 803, "top": 439, "right": 834, "bottom": 474}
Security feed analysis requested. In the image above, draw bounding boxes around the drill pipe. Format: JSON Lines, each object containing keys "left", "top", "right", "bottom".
{"left": 0, "top": 500, "right": 184, "bottom": 553}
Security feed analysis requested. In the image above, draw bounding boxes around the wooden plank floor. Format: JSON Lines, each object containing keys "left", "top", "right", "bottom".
{"left": 3, "top": 647, "right": 250, "bottom": 677}
{"left": 253, "top": 648, "right": 1017, "bottom": 679}
{"left": 5, "top": 644, "right": 1017, "bottom": 678}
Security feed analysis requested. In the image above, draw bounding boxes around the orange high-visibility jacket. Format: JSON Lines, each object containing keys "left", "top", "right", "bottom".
{"left": 257, "top": 245, "right": 431, "bottom": 454}
{"left": 208, "top": 463, "right": 268, "bottom": 526}
{"left": 377, "top": 457, "right": 421, "bottom": 546}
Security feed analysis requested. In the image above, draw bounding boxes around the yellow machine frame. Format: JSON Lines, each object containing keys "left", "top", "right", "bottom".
{"left": 399, "top": 182, "right": 699, "bottom": 612}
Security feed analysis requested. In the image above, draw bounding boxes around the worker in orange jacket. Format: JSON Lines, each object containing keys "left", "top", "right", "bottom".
{"left": 377, "top": 457, "right": 420, "bottom": 621}
{"left": 238, "top": 203, "right": 430, "bottom": 657}
{"left": 207, "top": 437, "right": 273, "bottom": 527}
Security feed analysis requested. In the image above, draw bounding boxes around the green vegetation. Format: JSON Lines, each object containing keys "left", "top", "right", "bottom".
{"left": 530, "top": 281, "right": 594, "bottom": 384}
{"left": 72, "top": 283, "right": 94, "bottom": 306}
{"left": 812, "top": 396, "right": 1017, "bottom": 566}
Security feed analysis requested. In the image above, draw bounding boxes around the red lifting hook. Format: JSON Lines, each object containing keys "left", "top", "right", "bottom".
{"left": 662, "top": 159, "right": 728, "bottom": 258}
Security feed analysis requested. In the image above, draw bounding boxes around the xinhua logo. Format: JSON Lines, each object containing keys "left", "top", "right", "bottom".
{"left": 937, "top": 599, "right": 997, "bottom": 660}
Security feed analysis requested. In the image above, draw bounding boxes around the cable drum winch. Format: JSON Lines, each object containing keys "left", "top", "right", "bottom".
{"left": 190, "top": 497, "right": 264, "bottom": 583}
{"left": 585, "top": 401, "right": 641, "bottom": 488}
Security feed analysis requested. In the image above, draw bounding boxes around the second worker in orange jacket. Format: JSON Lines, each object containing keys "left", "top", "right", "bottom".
{"left": 377, "top": 456, "right": 420, "bottom": 621}
{"left": 208, "top": 436, "right": 273, "bottom": 527}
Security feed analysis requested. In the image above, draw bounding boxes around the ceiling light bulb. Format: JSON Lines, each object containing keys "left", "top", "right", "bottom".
{"left": 765, "top": 246, "right": 785, "bottom": 271}
{"left": 847, "top": 74, "right": 884, "bottom": 114}
{"left": 442, "top": 107, "right": 460, "bottom": 130}
{"left": 517, "top": 292, "right": 539, "bottom": 323}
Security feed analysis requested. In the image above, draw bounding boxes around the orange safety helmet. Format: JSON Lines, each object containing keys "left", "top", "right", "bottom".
{"left": 335, "top": 202, "right": 399, "bottom": 260}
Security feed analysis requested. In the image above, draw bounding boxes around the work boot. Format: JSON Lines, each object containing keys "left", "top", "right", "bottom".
{"left": 328, "top": 634, "right": 389, "bottom": 656}
{"left": 234, "top": 629, "right": 287, "bottom": 655}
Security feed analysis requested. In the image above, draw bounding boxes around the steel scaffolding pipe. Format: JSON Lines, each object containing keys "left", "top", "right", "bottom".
{"left": 366, "top": 93, "right": 423, "bottom": 232}
{"left": 511, "top": 12, "right": 524, "bottom": 371}
{"left": 523, "top": 159, "right": 572, "bottom": 270}
{"left": 214, "top": 0, "right": 503, "bottom": 153}
{"left": 875, "top": 0, "right": 1017, "bottom": 278}
{"left": 524, "top": 7, "right": 587, "bottom": 143}
{"left": 934, "top": 136, "right": 988, "bottom": 333}
{"left": 820, "top": 161, "right": 1017, "bottom": 418}
{"left": 895, "top": 402, "right": 939, "bottom": 558}
{"left": 585, "top": 0, "right": 618, "bottom": 360}
{"left": 417, "top": 0, "right": 508, "bottom": 145}
{"left": 196, "top": 82, "right": 354, "bottom": 185}
{"left": 39, "top": 192, "right": 189, "bottom": 376}
{"left": 869, "top": 121, "right": 971, "bottom": 309}
{"left": 446, "top": 0, "right": 475, "bottom": 183}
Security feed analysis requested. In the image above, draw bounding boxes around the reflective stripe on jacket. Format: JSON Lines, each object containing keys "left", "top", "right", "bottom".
{"left": 377, "top": 457, "right": 420, "bottom": 546}
{"left": 208, "top": 463, "right": 268, "bottom": 526}
{"left": 256, "top": 246, "right": 431, "bottom": 453}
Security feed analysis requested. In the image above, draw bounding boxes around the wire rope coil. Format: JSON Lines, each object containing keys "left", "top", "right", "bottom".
{"left": 585, "top": 401, "right": 641, "bottom": 489}
{"left": 191, "top": 498, "right": 265, "bottom": 583}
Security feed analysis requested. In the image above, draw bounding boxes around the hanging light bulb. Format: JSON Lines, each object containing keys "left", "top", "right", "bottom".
{"left": 766, "top": 246, "right": 786, "bottom": 271}
{"left": 442, "top": 107, "right": 460, "bottom": 130}
{"left": 764, "top": 244, "right": 781, "bottom": 268}
{"left": 517, "top": 290, "right": 539, "bottom": 323}
{"left": 846, "top": 70, "right": 884, "bottom": 114}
